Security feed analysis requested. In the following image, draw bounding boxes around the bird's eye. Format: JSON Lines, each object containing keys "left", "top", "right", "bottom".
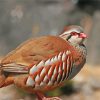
{"left": 71, "top": 32, "right": 78, "bottom": 36}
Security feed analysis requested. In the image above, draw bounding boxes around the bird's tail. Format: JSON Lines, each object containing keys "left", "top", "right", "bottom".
{"left": 0, "top": 65, "right": 6, "bottom": 88}
{"left": 0, "top": 63, "right": 28, "bottom": 88}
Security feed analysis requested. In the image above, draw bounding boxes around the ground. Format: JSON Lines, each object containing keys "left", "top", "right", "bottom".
{"left": 0, "top": 65, "right": 100, "bottom": 100}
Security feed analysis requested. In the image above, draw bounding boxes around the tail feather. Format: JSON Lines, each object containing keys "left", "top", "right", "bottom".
{"left": 2, "top": 63, "right": 28, "bottom": 73}
{"left": 0, "top": 71, "right": 5, "bottom": 88}
{"left": 0, "top": 62, "right": 28, "bottom": 88}
{"left": 0, "top": 63, "right": 6, "bottom": 87}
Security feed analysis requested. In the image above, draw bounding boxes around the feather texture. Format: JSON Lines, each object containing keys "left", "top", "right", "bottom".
{"left": 0, "top": 29, "right": 86, "bottom": 94}
{"left": 26, "top": 51, "right": 72, "bottom": 89}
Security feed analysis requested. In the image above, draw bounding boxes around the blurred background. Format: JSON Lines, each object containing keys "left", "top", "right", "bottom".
{"left": 0, "top": 0, "right": 100, "bottom": 100}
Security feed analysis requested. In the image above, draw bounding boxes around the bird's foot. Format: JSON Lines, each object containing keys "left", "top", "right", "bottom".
{"left": 35, "top": 91, "right": 62, "bottom": 100}
{"left": 42, "top": 96, "right": 62, "bottom": 100}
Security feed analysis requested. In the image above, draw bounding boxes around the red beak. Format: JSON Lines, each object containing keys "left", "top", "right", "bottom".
{"left": 79, "top": 33, "right": 87, "bottom": 38}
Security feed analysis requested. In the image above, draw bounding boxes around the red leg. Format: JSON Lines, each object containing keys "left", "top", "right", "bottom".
{"left": 35, "top": 92, "right": 62, "bottom": 100}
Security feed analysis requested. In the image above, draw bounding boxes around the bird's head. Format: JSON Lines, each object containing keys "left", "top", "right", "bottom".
{"left": 59, "top": 25, "right": 87, "bottom": 46}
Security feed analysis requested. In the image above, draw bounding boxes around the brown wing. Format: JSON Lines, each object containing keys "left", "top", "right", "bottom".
{"left": 1, "top": 35, "right": 73, "bottom": 73}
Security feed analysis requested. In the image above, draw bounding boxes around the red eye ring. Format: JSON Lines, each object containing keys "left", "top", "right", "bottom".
{"left": 71, "top": 32, "right": 78, "bottom": 36}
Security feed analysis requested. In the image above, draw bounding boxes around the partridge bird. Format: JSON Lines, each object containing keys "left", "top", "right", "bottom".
{"left": 0, "top": 25, "right": 87, "bottom": 100}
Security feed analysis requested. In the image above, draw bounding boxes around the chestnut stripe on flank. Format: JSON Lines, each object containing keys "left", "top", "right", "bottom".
{"left": 26, "top": 51, "right": 71, "bottom": 87}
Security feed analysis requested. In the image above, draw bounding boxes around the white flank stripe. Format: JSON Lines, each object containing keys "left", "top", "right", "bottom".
{"left": 40, "top": 82, "right": 44, "bottom": 86}
{"left": 67, "top": 56, "right": 69, "bottom": 70}
{"left": 62, "top": 62, "right": 65, "bottom": 70}
{"left": 37, "top": 61, "right": 44, "bottom": 68}
{"left": 37, "top": 60, "right": 45, "bottom": 67}
{"left": 48, "top": 81, "right": 53, "bottom": 86}
{"left": 53, "top": 56, "right": 58, "bottom": 62}
{"left": 58, "top": 66, "right": 62, "bottom": 73}
{"left": 57, "top": 74, "right": 60, "bottom": 82}
{"left": 26, "top": 76, "right": 35, "bottom": 86}
{"left": 51, "top": 68, "right": 56, "bottom": 81}
{"left": 45, "top": 59, "right": 51, "bottom": 66}
{"left": 29, "top": 65, "right": 37, "bottom": 74}
{"left": 35, "top": 75, "right": 40, "bottom": 82}
{"left": 48, "top": 67, "right": 52, "bottom": 75}
{"left": 51, "top": 58, "right": 55, "bottom": 63}
{"left": 66, "top": 50, "right": 70, "bottom": 55}
{"left": 43, "top": 75, "right": 48, "bottom": 82}
{"left": 66, "top": 56, "right": 69, "bottom": 79}
{"left": 62, "top": 52, "right": 66, "bottom": 61}
{"left": 40, "top": 82, "right": 45, "bottom": 86}
{"left": 58, "top": 52, "right": 62, "bottom": 60}
{"left": 40, "top": 68, "right": 46, "bottom": 76}
{"left": 61, "top": 71, "right": 65, "bottom": 83}
{"left": 51, "top": 74, "right": 55, "bottom": 81}
{"left": 54, "top": 68, "right": 57, "bottom": 75}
